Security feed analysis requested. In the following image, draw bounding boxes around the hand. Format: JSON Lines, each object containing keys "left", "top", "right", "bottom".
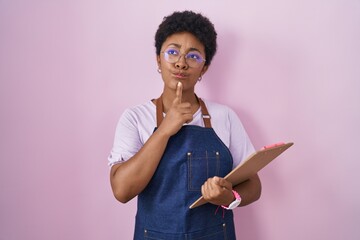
{"left": 201, "top": 176, "right": 235, "bottom": 206}
{"left": 158, "top": 82, "right": 193, "bottom": 136}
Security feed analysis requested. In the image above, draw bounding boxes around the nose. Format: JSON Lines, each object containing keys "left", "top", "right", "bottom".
{"left": 175, "top": 55, "right": 189, "bottom": 70}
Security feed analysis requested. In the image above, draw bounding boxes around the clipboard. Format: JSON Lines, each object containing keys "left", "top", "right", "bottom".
{"left": 189, "top": 142, "right": 294, "bottom": 209}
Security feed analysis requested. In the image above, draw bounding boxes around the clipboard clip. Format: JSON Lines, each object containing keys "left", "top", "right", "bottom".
{"left": 261, "top": 142, "right": 285, "bottom": 150}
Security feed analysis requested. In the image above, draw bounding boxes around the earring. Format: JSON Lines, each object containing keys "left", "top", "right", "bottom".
{"left": 198, "top": 76, "right": 202, "bottom": 82}
{"left": 157, "top": 68, "right": 162, "bottom": 73}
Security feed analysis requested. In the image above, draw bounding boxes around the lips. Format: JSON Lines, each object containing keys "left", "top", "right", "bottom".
{"left": 172, "top": 72, "right": 188, "bottom": 79}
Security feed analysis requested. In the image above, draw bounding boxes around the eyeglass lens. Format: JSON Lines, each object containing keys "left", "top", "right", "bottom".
{"left": 163, "top": 48, "right": 205, "bottom": 68}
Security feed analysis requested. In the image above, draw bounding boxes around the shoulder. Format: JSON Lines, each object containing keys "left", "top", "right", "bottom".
{"left": 201, "top": 98, "right": 238, "bottom": 121}
{"left": 115, "top": 100, "right": 156, "bottom": 145}
{"left": 201, "top": 98, "right": 247, "bottom": 136}
{"left": 123, "top": 100, "right": 155, "bottom": 115}
{"left": 120, "top": 101, "right": 156, "bottom": 124}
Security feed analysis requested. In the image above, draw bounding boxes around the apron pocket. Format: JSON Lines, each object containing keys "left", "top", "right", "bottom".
{"left": 143, "top": 223, "right": 228, "bottom": 240}
{"left": 143, "top": 228, "right": 179, "bottom": 240}
{"left": 187, "top": 150, "right": 220, "bottom": 191}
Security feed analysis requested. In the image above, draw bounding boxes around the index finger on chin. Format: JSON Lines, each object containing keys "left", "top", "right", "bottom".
{"left": 175, "top": 81, "right": 182, "bottom": 104}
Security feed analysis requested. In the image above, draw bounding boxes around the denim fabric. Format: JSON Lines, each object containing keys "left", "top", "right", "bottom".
{"left": 134, "top": 125, "right": 236, "bottom": 240}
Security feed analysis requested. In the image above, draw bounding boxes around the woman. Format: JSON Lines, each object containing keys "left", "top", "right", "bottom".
{"left": 109, "top": 11, "right": 261, "bottom": 239}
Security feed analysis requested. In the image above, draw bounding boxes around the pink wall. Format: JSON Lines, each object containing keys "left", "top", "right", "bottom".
{"left": 1, "top": 1, "right": 359, "bottom": 239}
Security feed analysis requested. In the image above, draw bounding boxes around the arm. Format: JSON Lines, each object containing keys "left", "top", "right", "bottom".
{"left": 110, "top": 128, "right": 171, "bottom": 203}
{"left": 110, "top": 82, "right": 192, "bottom": 203}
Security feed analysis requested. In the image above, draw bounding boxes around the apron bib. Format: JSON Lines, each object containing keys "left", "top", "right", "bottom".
{"left": 134, "top": 96, "right": 236, "bottom": 240}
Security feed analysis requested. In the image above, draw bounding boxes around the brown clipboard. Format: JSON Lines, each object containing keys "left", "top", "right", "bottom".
{"left": 189, "top": 142, "right": 294, "bottom": 209}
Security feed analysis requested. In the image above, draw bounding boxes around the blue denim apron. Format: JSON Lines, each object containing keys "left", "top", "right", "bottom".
{"left": 134, "top": 96, "right": 236, "bottom": 240}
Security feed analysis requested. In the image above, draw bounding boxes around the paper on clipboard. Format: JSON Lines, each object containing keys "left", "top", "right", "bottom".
{"left": 189, "top": 142, "right": 294, "bottom": 209}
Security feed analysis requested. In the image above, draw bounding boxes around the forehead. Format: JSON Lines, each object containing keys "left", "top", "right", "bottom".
{"left": 162, "top": 32, "right": 205, "bottom": 53}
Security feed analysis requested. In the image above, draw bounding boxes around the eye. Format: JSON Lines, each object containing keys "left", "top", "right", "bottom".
{"left": 166, "top": 49, "right": 179, "bottom": 55}
{"left": 186, "top": 52, "right": 202, "bottom": 61}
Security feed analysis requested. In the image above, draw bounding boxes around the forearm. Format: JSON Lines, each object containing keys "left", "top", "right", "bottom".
{"left": 233, "top": 174, "right": 262, "bottom": 207}
{"left": 110, "top": 128, "right": 171, "bottom": 203}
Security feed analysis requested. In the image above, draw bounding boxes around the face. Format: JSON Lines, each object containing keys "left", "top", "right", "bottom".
{"left": 157, "top": 32, "right": 208, "bottom": 93}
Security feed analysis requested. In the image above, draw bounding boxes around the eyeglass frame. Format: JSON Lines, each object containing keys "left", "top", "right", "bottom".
{"left": 160, "top": 48, "right": 206, "bottom": 68}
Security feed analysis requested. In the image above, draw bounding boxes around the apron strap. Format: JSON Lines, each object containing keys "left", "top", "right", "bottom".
{"left": 156, "top": 95, "right": 164, "bottom": 128}
{"left": 198, "top": 97, "right": 212, "bottom": 128}
{"left": 155, "top": 95, "right": 212, "bottom": 128}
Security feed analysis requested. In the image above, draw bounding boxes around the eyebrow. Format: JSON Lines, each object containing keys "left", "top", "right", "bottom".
{"left": 166, "top": 43, "right": 202, "bottom": 53}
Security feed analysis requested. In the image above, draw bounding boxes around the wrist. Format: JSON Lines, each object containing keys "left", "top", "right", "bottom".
{"left": 222, "top": 190, "right": 241, "bottom": 210}
{"left": 154, "top": 125, "right": 172, "bottom": 139}
{"left": 225, "top": 190, "right": 236, "bottom": 206}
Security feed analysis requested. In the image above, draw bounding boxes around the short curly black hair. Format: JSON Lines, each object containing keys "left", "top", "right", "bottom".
{"left": 155, "top": 11, "right": 217, "bottom": 66}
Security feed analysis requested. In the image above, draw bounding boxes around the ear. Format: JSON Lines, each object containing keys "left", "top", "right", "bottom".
{"left": 200, "top": 65, "right": 209, "bottom": 76}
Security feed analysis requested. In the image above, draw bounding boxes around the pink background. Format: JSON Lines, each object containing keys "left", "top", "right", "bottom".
{"left": 1, "top": 0, "right": 359, "bottom": 239}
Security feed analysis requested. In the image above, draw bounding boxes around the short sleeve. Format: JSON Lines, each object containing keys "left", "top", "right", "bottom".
{"left": 108, "top": 109, "right": 143, "bottom": 167}
{"left": 227, "top": 108, "right": 255, "bottom": 168}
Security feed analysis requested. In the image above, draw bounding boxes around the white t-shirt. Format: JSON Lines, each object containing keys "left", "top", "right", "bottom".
{"left": 108, "top": 99, "right": 255, "bottom": 169}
